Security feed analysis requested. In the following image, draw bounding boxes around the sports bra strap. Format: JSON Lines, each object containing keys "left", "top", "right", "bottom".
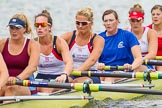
{"left": 69, "top": 30, "right": 76, "bottom": 47}
{"left": 90, "top": 33, "right": 97, "bottom": 47}
{"left": 53, "top": 36, "right": 62, "bottom": 57}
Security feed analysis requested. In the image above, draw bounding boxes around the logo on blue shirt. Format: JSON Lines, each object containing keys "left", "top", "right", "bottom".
{"left": 118, "top": 41, "right": 125, "bottom": 48}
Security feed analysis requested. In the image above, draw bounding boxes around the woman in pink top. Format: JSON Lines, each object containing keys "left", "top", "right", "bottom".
{"left": 147, "top": 5, "right": 162, "bottom": 71}
{"left": 0, "top": 13, "right": 40, "bottom": 103}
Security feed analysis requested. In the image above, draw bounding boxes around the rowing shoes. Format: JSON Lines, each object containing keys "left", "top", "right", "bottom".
{"left": 10, "top": 80, "right": 162, "bottom": 95}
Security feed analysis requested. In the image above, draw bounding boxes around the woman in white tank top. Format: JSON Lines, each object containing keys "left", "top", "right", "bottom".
{"left": 126, "top": 3, "right": 158, "bottom": 71}
{"left": 34, "top": 10, "right": 73, "bottom": 93}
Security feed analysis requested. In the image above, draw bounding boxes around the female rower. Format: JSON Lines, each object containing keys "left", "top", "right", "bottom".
{"left": 0, "top": 13, "right": 40, "bottom": 102}
{"left": 147, "top": 5, "right": 162, "bottom": 71}
{"left": 97, "top": 9, "right": 143, "bottom": 82}
{"left": 61, "top": 6, "right": 104, "bottom": 83}
{"left": 34, "top": 10, "right": 73, "bottom": 93}
{"left": 126, "top": 4, "right": 158, "bottom": 70}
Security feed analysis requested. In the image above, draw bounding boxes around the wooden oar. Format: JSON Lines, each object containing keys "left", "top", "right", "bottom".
{"left": 71, "top": 71, "right": 162, "bottom": 80}
{"left": 10, "top": 80, "right": 162, "bottom": 95}
{"left": 0, "top": 95, "right": 93, "bottom": 101}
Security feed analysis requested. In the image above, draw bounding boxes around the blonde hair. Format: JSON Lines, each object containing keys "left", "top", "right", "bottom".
{"left": 12, "top": 13, "right": 34, "bottom": 38}
{"left": 129, "top": 3, "right": 145, "bottom": 15}
{"left": 76, "top": 6, "right": 94, "bottom": 23}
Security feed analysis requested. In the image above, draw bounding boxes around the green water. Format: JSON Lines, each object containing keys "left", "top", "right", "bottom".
{"left": 82, "top": 95, "right": 162, "bottom": 108}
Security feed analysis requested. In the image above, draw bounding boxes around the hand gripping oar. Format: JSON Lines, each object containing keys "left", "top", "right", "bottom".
{"left": 10, "top": 80, "right": 162, "bottom": 95}
{"left": 96, "top": 60, "right": 162, "bottom": 71}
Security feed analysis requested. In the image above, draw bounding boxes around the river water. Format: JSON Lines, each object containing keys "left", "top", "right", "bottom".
{"left": 1, "top": 0, "right": 162, "bottom": 108}
{"left": 0, "top": 0, "right": 161, "bottom": 38}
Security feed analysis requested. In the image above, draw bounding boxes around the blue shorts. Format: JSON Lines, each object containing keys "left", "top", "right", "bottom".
{"left": 144, "top": 65, "right": 155, "bottom": 70}
{"left": 70, "top": 76, "right": 101, "bottom": 84}
{"left": 29, "top": 74, "right": 37, "bottom": 95}
{"left": 35, "top": 73, "right": 69, "bottom": 83}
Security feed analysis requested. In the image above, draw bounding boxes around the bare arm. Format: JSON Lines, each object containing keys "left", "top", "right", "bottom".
{"left": 76, "top": 35, "right": 104, "bottom": 71}
{"left": 143, "top": 29, "right": 158, "bottom": 60}
{"left": 131, "top": 45, "right": 143, "bottom": 70}
{"left": 0, "top": 53, "right": 9, "bottom": 89}
{"left": 57, "top": 37, "right": 73, "bottom": 76}
{"left": 17, "top": 39, "right": 40, "bottom": 80}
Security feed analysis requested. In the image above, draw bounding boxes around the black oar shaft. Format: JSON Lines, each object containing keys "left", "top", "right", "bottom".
{"left": 76, "top": 71, "right": 133, "bottom": 78}
{"left": 143, "top": 60, "right": 162, "bottom": 66}
{"left": 100, "top": 86, "right": 162, "bottom": 95}
{"left": 102, "top": 60, "right": 162, "bottom": 71}
{"left": 12, "top": 80, "right": 162, "bottom": 95}
{"left": 72, "top": 71, "right": 162, "bottom": 80}
{"left": 15, "top": 80, "right": 72, "bottom": 89}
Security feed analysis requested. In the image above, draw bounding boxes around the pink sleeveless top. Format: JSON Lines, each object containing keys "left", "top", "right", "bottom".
{"left": 2, "top": 38, "right": 30, "bottom": 77}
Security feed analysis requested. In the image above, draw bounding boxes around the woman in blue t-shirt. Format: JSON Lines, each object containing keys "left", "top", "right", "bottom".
{"left": 98, "top": 9, "right": 143, "bottom": 82}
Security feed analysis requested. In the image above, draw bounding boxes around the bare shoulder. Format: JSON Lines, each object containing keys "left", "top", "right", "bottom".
{"left": 60, "top": 31, "right": 74, "bottom": 44}
{"left": 147, "top": 28, "right": 157, "bottom": 37}
{"left": 56, "top": 36, "right": 65, "bottom": 43}
{"left": 148, "top": 28, "right": 157, "bottom": 34}
{"left": 0, "top": 38, "right": 7, "bottom": 45}
{"left": 94, "top": 34, "right": 104, "bottom": 42}
{"left": 0, "top": 38, "right": 7, "bottom": 52}
{"left": 56, "top": 36, "right": 68, "bottom": 47}
{"left": 29, "top": 39, "right": 39, "bottom": 47}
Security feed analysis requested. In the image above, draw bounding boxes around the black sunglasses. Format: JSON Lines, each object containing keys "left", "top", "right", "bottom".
{"left": 76, "top": 21, "right": 90, "bottom": 26}
{"left": 9, "top": 25, "right": 22, "bottom": 30}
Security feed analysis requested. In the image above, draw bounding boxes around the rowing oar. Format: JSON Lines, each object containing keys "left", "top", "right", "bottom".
{"left": 143, "top": 59, "right": 162, "bottom": 66}
{"left": 10, "top": 80, "right": 162, "bottom": 95}
{"left": 99, "top": 83, "right": 154, "bottom": 88}
{"left": 35, "top": 79, "right": 154, "bottom": 88}
{"left": 71, "top": 71, "right": 162, "bottom": 80}
{"left": 97, "top": 60, "right": 162, "bottom": 71}
{"left": 155, "top": 56, "right": 162, "bottom": 60}
{"left": 0, "top": 95, "right": 93, "bottom": 101}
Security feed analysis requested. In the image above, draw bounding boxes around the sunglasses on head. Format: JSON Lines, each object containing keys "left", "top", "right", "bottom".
{"left": 130, "top": 19, "right": 142, "bottom": 23}
{"left": 76, "top": 21, "right": 90, "bottom": 26}
{"left": 34, "top": 22, "right": 50, "bottom": 28}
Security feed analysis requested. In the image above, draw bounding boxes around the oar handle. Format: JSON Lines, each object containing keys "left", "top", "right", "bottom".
{"left": 104, "top": 66, "right": 124, "bottom": 70}
{"left": 143, "top": 59, "right": 162, "bottom": 66}
{"left": 103, "top": 60, "right": 162, "bottom": 71}
{"left": 156, "top": 56, "right": 162, "bottom": 60}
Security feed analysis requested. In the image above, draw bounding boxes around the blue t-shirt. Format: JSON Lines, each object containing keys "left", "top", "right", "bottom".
{"left": 99, "top": 28, "right": 139, "bottom": 66}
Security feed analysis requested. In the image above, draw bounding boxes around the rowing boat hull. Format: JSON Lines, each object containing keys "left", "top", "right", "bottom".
{"left": 1, "top": 79, "right": 162, "bottom": 108}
